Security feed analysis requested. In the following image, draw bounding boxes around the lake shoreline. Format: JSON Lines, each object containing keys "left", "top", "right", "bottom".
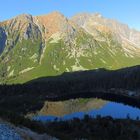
{"left": 45, "top": 90, "right": 140, "bottom": 109}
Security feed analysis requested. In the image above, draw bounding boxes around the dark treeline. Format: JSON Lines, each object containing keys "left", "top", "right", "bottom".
{"left": 45, "top": 115, "right": 140, "bottom": 140}
{"left": 27, "top": 65, "right": 140, "bottom": 91}
{"left": 0, "top": 65, "right": 140, "bottom": 114}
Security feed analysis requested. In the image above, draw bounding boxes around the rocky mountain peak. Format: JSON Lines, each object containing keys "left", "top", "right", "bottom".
{"left": 71, "top": 12, "right": 140, "bottom": 48}
{"left": 46, "top": 11, "right": 65, "bottom": 19}
{"left": 14, "top": 14, "right": 33, "bottom": 22}
{"left": 33, "top": 11, "right": 75, "bottom": 39}
{"left": 2, "top": 13, "right": 34, "bottom": 32}
{"left": 71, "top": 13, "right": 91, "bottom": 26}
{"left": 92, "top": 13, "right": 102, "bottom": 18}
{"left": 71, "top": 13, "right": 102, "bottom": 26}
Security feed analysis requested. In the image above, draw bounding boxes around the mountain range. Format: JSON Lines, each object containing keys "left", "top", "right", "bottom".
{"left": 0, "top": 11, "right": 140, "bottom": 84}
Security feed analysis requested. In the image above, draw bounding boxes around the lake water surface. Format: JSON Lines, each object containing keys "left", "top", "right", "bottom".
{"left": 33, "top": 98, "right": 140, "bottom": 122}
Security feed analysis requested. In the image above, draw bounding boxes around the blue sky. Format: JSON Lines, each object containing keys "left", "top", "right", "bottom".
{"left": 1, "top": 0, "right": 140, "bottom": 30}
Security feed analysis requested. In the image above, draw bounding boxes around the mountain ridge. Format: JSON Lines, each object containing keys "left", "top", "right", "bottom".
{"left": 0, "top": 11, "right": 140, "bottom": 84}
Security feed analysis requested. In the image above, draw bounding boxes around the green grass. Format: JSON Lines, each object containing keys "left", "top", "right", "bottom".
{"left": 1, "top": 31, "right": 140, "bottom": 84}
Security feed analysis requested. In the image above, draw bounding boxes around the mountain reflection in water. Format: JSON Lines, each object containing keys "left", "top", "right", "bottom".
{"left": 32, "top": 98, "right": 140, "bottom": 122}
{"left": 34, "top": 98, "right": 106, "bottom": 116}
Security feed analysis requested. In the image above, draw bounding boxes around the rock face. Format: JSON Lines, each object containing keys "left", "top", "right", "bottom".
{"left": 15, "top": 126, "right": 59, "bottom": 140}
{"left": 0, "top": 123, "right": 23, "bottom": 140}
{"left": 0, "top": 122, "right": 59, "bottom": 140}
{"left": 71, "top": 13, "right": 140, "bottom": 47}
{"left": 0, "top": 27, "right": 6, "bottom": 54}
{"left": 0, "top": 12, "right": 140, "bottom": 83}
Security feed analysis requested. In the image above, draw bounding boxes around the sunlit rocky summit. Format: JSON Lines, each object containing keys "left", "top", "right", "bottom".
{"left": 0, "top": 11, "right": 140, "bottom": 83}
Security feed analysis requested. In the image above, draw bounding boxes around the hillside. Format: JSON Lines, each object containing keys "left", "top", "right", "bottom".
{"left": 0, "top": 12, "right": 140, "bottom": 83}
